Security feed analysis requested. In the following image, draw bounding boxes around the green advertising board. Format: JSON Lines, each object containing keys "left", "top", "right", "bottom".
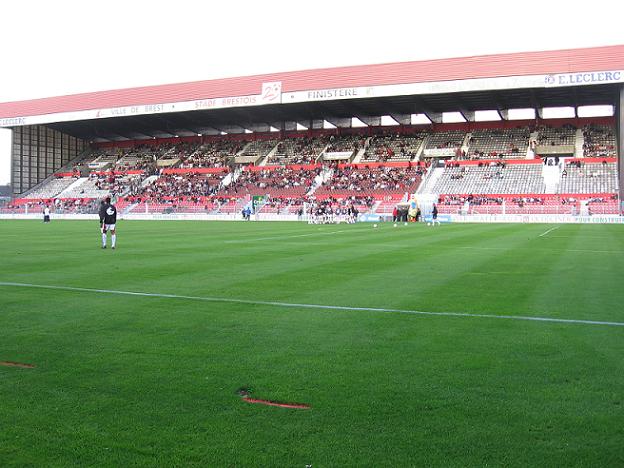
{"left": 252, "top": 195, "right": 268, "bottom": 212}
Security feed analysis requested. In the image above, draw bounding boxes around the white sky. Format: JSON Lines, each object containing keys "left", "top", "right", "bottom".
{"left": 0, "top": 0, "right": 622, "bottom": 185}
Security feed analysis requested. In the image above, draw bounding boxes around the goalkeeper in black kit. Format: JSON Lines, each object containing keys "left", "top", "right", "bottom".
{"left": 99, "top": 196, "right": 118, "bottom": 249}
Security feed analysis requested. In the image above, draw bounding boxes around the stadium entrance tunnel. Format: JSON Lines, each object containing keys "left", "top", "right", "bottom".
{"left": 0, "top": 361, "right": 35, "bottom": 369}
{"left": 236, "top": 386, "right": 310, "bottom": 409}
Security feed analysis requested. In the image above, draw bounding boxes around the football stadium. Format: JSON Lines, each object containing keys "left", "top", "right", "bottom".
{"left": 1, "top": 43, "right": 623, "bottom": 466}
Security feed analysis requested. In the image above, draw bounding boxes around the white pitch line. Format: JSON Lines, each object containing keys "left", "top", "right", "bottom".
{"left": 1, "top": 281, "right": 623, "bottom": 328}
{"left": 538, "top": 226, "right": 561, "bottom": 237}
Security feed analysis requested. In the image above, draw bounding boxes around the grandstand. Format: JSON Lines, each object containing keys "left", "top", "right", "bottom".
{"left": 1, "top": 118, "right": 621, "bottom": 219}
{"left": 0, "top": 45, "right": 622, "bottom": 220}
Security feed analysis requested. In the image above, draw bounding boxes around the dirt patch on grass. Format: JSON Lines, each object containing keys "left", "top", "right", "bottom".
{"left": 243, "top": 397, "right": 310, "bottom": 409}
{"left": 0, "top": 361, "right": 35, "bottom": 369}
{"left": 236, "top": 386, "right": 309, "bottom": 409}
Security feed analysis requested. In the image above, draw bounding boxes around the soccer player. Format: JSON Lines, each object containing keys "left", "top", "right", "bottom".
{"left": 43, "top": 205, "right": 51, "bottom": 223}
{"left": 99, "top": 196, "right": 117, "bottom": 249}
{"left": 431, "top": 203, "right": 440, "bottom": 226}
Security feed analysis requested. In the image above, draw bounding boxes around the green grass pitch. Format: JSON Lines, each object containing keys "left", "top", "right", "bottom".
{"left": 1, "top": 220, "right": 623, "bottom": 467}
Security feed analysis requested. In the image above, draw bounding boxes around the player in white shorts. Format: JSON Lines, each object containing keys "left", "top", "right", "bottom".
{"left": 99, "top": 196, "right": 118, "bottom": 249}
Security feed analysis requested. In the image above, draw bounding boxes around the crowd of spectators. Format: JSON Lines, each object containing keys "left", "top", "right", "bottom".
{"left": 272, "top": 136, "right": 329, "bottom": 165}
{"left": 585, "top": 195, "right": 618, "bottom": 204}
{"left": 582, "top": 124, "right": 617, "bottom": 157}
{"left": 260, "top": 197, "right": 307, "bottom": 214}
{"left": 121, "top": 156, "right": 159, "bottom": 173}
{"left": 440, "top": 194, "right": 618, "bottom": 208}
{"left": 537, "top": 124, "right": 576, "bottom": 146}
{"left": 511, "top": 196, "right": 545, "bottom": 206}
{"left": 319, "top": 165, "right": 424, "bottom": 194}
{"left": 178, "top": 141, "right": 243, "bottom": 168}
{"left": 88, "top": 172, "right": 133, "bottom": 196}
{"left": 1, "top": 198, "right": 102, "bottom": 214}
{"left": 221, "top": 167, "right": 321, "bottom": 196}
{"left": 440, "top": 195, "right": 504, "bottom": 206}
{"left": 324, "top": 135, "right": 366, "bottom": 155}
{"left": 465, "top": 128, "right": 529, "bottom": 159}
{"left": 363, "top": 134, "right": 422, "bottom": 162}
{"left": 563, "top": 159, "right": 612, "bottom": 178}
{"left": 132, "top": 173, "right": 223, "bottom": 202}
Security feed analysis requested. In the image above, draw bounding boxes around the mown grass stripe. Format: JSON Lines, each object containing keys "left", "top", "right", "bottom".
{"left": 1, "top": 281, "right": 623, "bottom": 328}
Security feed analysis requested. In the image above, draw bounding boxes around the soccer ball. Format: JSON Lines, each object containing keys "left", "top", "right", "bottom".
{"left": 427, "top": 222, "right": 431, "bottom": 226}
{"left": 373, "top": 224, "right": 378, "bottom": 228}
{"left": 404, "top": 222, "right": 408, "bottom": 226}
{"left": 393, "top": 223, "right": 397, "bottom": 227}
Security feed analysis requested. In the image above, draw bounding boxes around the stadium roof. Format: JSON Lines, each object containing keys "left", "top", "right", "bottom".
{"left": 1, "top": 45, "right": 623, "bottom": 141}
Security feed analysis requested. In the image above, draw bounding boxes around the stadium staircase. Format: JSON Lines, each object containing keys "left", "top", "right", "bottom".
{"left": 417, "top": 165, "right": 444, "bottom": 194}
{"left": 461, "top": 132, "right": 472, "bottom": 156}
{"left": 56, "top": 177, "right": 89, "bottom": 197}
{"left": 306, "top": 167, "right": 333, "bottom": 196}
{"left": 239, "top": 141, "right": 253, "bottom": 156}
{"left": 350, "top": 137, "right": 371, "bottom": 163}
{"left": 141, "top": 175, "right": 158, "bottom": 187}
{"left": 259, "top": 144, "right": 279, "bottom": 166}
{"left": 575, "top": 129, "right": 584, "bottom": 157}
{"left": 219, "top": 167, "right": 242, "bottom": 189}
{"left": 415, "top": 135, "right": 428, "bottom": 160}
{"left": 121, "top": 202, "right": 140, "bottom": 215}
{"left": 542, "top": 164, "right": 561, "bottom": 194}
{"left": 528, "top": 131, "right": 538, "bottom": 158}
